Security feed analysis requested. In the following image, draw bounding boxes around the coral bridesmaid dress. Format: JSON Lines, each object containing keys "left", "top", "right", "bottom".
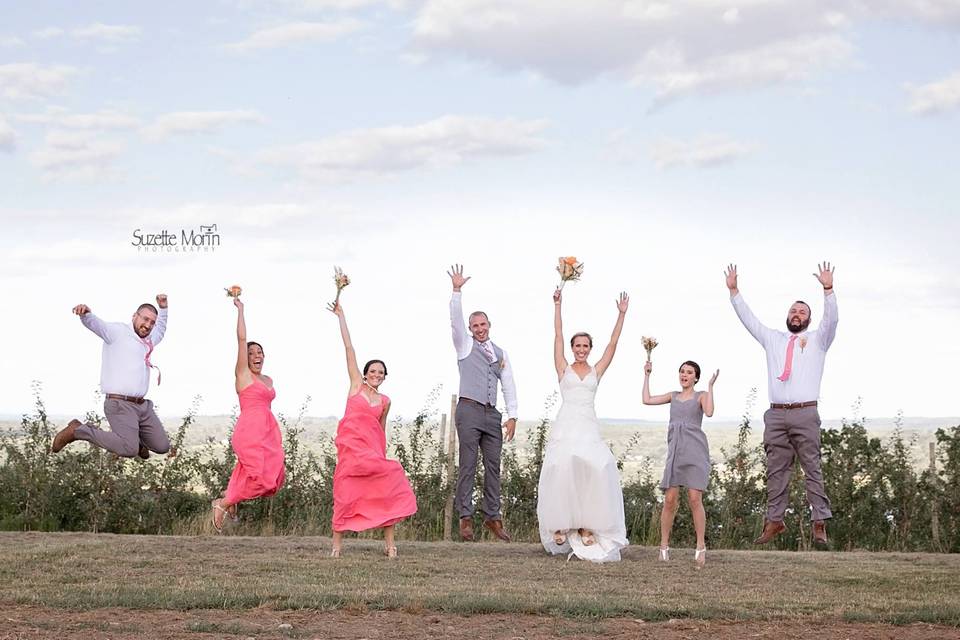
{"left": 224, "top": 379, "right": 285, "bottom": 504}
{"left": 332, "top": 392, "right": 417, "bottom": 531}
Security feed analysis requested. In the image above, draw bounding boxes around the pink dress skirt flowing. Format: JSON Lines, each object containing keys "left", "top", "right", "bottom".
{"left": 224, "top": 379, "right": 285, "bottom": 504}
{"left": 332, "top": 392, "right": 417, "bottom": 532}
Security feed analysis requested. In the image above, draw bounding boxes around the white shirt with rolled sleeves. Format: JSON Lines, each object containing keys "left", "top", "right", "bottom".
{"left": 81, "top": 308, "right": 168, "bottom": 398}
{"left": 450, "top": 292, "right": 518, "bottom": 420}
{"left": 731, "top": 293, "right": 838, "bottom": 405}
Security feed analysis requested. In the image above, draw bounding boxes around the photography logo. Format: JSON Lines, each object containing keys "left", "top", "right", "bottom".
{"left": 132, "top": 224, "right": 221, "bottom": 253}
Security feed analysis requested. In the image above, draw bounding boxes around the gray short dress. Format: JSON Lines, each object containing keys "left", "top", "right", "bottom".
{"left": 660, "top": 391, "right": 710, "bottom": 491}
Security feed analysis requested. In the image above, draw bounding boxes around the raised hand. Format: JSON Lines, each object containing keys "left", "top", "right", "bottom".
{"left": 616, "top": 291, "right": 629, "bottom": 313}
{"left": 553, "top": 288, "right": 562, "bottom": 305}
{"left": 644, "top": 361, "right": 652, "bottom": 376}
{"left": 447, "top": 264, "right": 471, "bottom": 292}
{"left": 813, "top": 261, "right": 835, "bottom": 289}
{"left": 156, "top": 294, "right": 168, "bottom": 309}
{"left": 72, "top": 304, "right": 91, "bottom": 316}
{"left": 724, "top": 264, "right": 738, "bottom": 292}
{"left": 327, "top": 301, "right": 344, "bottom": 316}
{"left": 709, "top": 369, "right": 719, "bottom": 387}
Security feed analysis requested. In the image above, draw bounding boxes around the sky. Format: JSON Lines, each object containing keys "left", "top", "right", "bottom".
{"left": 2, "top": 1, "right": 959, "bottom": 425}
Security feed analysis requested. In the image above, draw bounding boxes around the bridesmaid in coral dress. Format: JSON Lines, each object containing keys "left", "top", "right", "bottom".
{"left": 328, "top": 301, "right": 417, "bottom": 558}
{"left": 210, "top": 297, "right": 286, "bottom": 532}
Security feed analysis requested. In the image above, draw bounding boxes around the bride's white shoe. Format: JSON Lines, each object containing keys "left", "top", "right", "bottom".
{"left": 694, "top": 547, "right": 706, "bottom": 569}
{"left": 658, "top": 546, "right": 670, "bottom": 561}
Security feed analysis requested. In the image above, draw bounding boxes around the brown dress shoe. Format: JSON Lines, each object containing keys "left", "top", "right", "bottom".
{"left": 484, "top": 519, "right": 512, "bottom": 542}
{"left": 753, "top": 519, "right": 786, "bottom": 544}
{"left": 51, "top": 419, "right": 82, "bottom": 453}
{"left": 812, "top": 520, "right": 829, "bottom": 550}
{"left": 459, "top": 517, "right": 474, "bottom": 541}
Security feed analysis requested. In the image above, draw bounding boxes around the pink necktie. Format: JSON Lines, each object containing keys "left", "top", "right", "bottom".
{"left": 777, "top": 334, "right": 798, "bottom": 382}
{"left": 478, "top": 340, "right": 497, "bottom": 364}
{"left": 140, "top": 336, "right": 162, "bottom": 385}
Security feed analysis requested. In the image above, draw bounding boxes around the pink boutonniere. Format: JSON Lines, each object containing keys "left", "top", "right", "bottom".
{"left": 799, "top": 337, "right": 808, "bottom": 352}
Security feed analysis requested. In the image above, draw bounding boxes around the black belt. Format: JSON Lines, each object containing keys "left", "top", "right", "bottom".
{"left": 770, "top": 401, "right": 817, "bottom": 410}
{"left": 106, "top": 394, "right": 146, "bottom": 405}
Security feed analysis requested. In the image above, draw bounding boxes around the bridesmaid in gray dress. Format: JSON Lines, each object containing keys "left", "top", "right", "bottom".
{"left": 643, "top": 360, "right": 718, "bottom": 568}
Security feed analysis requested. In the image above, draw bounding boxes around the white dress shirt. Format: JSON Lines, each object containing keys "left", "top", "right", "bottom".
{"left": 82, "top": 308, "right": 168, "bottom": 398}
{"left": 731, "top": 293, "right": 837, "bottom": 405}
{"left": 450, "top": 292, "right": 518, "bottom": 419}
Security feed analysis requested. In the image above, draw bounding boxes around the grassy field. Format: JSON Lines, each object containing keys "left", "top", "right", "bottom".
{"left": 2, "top": 531, "right": 959, "bottom": 639}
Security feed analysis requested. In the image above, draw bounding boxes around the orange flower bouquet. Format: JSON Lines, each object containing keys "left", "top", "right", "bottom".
{"left": 224, "top": 285, "right": 242, "bottom": 298}
{"left": 333, "top": 266, "right": 350, "bottom": 305}
{"left": 642, "top": 336, "right": 658, "bottom": 362}
{"left": 556, "top": 256, "right": 584, "bottom": 290}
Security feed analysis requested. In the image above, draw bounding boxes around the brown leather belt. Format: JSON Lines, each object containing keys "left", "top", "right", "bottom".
{"left": 459, "top": 397, "right": 496, "bottom": 409}
{"left": 106, "top": 394, "right": 146, "bottom": 405}
{"left": 770, "top": 401, "right": 817, "bottom": 410}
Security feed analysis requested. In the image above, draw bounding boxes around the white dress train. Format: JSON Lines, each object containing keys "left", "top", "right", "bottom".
{"left": 537, "top": 366, "right": 628, "bottom": 562}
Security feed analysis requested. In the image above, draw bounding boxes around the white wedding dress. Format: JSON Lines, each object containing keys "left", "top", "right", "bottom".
{"left": 537, "top": 365, "right": 628, "bottom": 562}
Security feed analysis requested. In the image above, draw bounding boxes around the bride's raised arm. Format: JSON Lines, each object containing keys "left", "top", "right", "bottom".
{"left": 594, "top": 292, "right": 628, "bottom": 378}
{"left": 553, "top": 288, "right": 568, "bottom": 379}
{"left": 329, "top": 301, "right": 362, "bottom": 393}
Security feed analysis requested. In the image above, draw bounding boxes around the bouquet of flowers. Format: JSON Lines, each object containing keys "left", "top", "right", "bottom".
{"left": 333, "top": 266, "right": 350, "bottom": 305}
{"left": 556, "top": 256, "right": 584, "bottom": 290}
{"left": 224, "top": 285, "right": 242, "bottom": 298}
{"left": 642, "top": 336, "right": 658, "bottom": 362}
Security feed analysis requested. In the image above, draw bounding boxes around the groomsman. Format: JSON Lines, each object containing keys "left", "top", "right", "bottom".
{"left": 52, "top": 294, "right": 171, "bottom": 459}
{"left": 726, "top": 263, "right": 838, "bottom": 549}
{"left": 447, "top": 265, "right": 517, "bottom": 542}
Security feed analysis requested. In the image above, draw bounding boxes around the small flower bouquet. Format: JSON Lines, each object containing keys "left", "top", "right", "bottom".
{"left": 333, "top": 266, "right": 350, "bottom": 304}
{"left": 224, "top": 285, "right": 242, "bottom": 298}
{"left": 642, "top": 336, "right": 658, "bottom": 362}
{"left": 556, "top": 256, "right": 584, "bottom": 290}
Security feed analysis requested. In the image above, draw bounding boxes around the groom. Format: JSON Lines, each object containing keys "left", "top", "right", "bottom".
{"left": 448, "top": 264, "right": 517, "bottom": 542}
{"left": 52, "top": 294, "right": 171, "bottom": 459}
{"left": 726, "top": 262, "right": 838, "bottom": 549}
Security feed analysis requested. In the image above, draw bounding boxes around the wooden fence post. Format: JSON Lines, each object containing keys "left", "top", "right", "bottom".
{"left": 443, "top": 394, "right": 458, "bottom": 541}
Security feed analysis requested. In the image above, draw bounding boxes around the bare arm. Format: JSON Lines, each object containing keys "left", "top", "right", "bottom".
{"left": 329, "top": 302, "right": 362, "bottom": 392}
{"left": 379, "top": 400, "right": 391, "bottom": 431}
{"left": 700, "top": 370, "right": 719, "bottom": 417}
{"left": 595, "top": 292, "right": 628, "bottom": 379}
{"left": 553, "top": 288, "right": 567, "bottom": 378}
{"left": 234, "top": 298, "right": 253, "bottom": 390}
{"left": 642, "top": 361, "right": 673, "bottom": 405}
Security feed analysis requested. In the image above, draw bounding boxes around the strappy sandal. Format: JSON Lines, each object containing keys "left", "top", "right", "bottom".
{"left": 330, "top": 548, "right": 341, "bottom": 558}
{"left": 577, "top": 528, "right": 596, "bottom": 546}
{"left": 211, "top": 499, "right": 229, "bottom": 533}
{"left": 658, "top": 546, "right": 670, "bottom": 561}
{"left": 385, "top": 546, "right": 398, "bottom": 558}
{"left": 694, "top": 547, "right": 706, "bottom": 569}
{"left": 553, "top": 530, "right": 567, "bottom": 546}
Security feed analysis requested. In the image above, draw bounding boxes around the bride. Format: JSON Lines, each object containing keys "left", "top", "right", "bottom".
{"left": 537, "top": 287, "right": 630, "bottom": 562}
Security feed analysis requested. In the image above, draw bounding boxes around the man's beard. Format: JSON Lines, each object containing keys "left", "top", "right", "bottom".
{"left": 785, "top": 318, "right": 810, "bottom": 334}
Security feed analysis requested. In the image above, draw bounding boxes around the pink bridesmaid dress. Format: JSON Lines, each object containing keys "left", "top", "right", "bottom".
{"left": 332, "top": 392, "right": 417, "bottom": 531}
{"left": 224, "top": 379, "right": 285, "bottom": 504}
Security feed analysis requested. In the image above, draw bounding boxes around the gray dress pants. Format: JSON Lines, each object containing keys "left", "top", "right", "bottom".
{"left": 454, "top": 399, "right": 503, "bottom": 521}
{"left": 762, "top": 405, "right": 833, "bottom": 522}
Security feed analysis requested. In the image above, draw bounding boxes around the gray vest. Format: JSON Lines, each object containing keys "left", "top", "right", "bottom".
{"left": 458, "top": 341, "right": 504, "bottom": 406}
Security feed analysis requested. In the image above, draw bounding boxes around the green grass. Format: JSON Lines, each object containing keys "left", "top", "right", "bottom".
{"left": 3, "top": 532, "right": 959, "bottom": 625}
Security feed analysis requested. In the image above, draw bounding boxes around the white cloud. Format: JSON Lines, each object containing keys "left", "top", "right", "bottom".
{"left": 906, "top": 71, "right": 960, "bottom": 115}
{"left": 71, "top": 23, "right": 142, "bottom": 43}
{"left": 141, "top": 110, "right": 265, "bottom": 141}
{"left": 251, "top": 115, "right": 548, "bottom": 181}
{"left": 0, "top": 116, "right": 16, "bottom": 152}
{"left": 29, "top": 130, "right": 125, "bottom": 181}
{"left": 15, "top": 108, "right": 142, "bottom": 131}
{"left": 222, "top": 20, "right": 364, "bottom": 53}
{"left": 0, "top": 63, "right": 78, "bottom": 101}
{"left": 32, "top": 27, "right": 65, "bottom": 39}
{"left": 651, "top": 134, "right": 756, "bottom": 169}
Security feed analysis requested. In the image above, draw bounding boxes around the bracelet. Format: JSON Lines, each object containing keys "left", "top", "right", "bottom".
{"left": 823, "top": 286, "right": 833, "bottom": 291}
